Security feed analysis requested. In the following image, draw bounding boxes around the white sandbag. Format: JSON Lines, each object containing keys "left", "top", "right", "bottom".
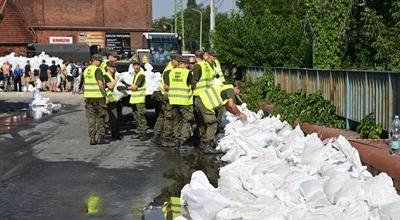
{"left": 300, "top": 179, "right": 326, "bottom": 201}
{"left": 343, "top": 201, "right": 370, "bottom": 220}
{"left": 28, "top": 89, "right": 61, "bottom": 119}
{"left": 216, "top": 208, "right": 241, "bottom": 220}
{"left": 323, "top": 172, "right": 351, "bottom": 204}
{"left": 363, "top": 173, "right": 400, "bottom": 208}
{"left": 181, "top": 103, "right": 400, "bottom": 220}
{"left": 379, "top": 201, "right": 400, "bottom": 220}
{"left": 302, "top": 205, "right": 345, "bottom": 220}
{"left": 0, "top": 52, "right": 63, "bottom": 72}
{"left": 181, "top": 171, "right": 230, "bottom": 220}
{"left": 333, "top": 136, "right": 363, "bottom": 168}
{"left": 333, "top": 178, "right": 362, "bottom": 207}
{"left": 301, "top": 134, "right": 328, "bottom": 172}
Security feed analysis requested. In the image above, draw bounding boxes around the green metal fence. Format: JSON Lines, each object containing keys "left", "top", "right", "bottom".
{"left": 246, "top": 67, "right": 400, "bottom": 130}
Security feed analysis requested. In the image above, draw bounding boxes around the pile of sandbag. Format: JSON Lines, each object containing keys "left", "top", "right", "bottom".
{"left": 0, "top": 52, "right": 63, "bottom": 70}
{"left": 28, "top": 89, "right": 61, "bottom": 120}
{"left": 180, "top": 105, "right": 400, "bottom": 220}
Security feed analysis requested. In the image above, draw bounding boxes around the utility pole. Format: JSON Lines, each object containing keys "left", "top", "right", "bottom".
{"left": 210, "top": 0, "right": 215, "bottom": 47}
{"left": 191, "top": 8, "right": 202, "bottom": 50}
{"left": 175, "top": 0, "right": 185, "bottom": 51}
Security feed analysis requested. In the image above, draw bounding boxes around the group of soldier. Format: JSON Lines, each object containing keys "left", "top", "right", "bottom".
{"left": 82, "top": 49, "right": 248, "bottom": 153}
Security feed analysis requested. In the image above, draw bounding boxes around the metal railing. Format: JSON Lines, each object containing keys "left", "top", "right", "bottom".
{"left": 246, "top": 67, "right": 400, "bottom": 130}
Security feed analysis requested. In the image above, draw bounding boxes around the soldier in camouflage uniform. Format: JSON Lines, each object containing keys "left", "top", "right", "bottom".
{"left": 195, "top": 82, "right": 247, "bottom": 153}
{"left": 164, "top": 56, "right": 195, "bottom": 147}
{"left": 83, "top": 54, "right": 109, "bottom": 145}
{"left": 152, "top": 52, "right": 180, "bottom": 146}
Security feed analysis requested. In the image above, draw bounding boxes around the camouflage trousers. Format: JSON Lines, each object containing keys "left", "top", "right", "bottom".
{"left": 132, "top": 103, "right": 148, "bottom": 136}
{"left": 194, "top": 97, "right": 218, "bottom": 143}
{"left": 85, "top": 98, "right": 107, "bottom": 138}
{"left": 107, "top": 101, "right": 121, "bottom": 134}
{"left": 171, "top": 105, "right": 194, "bottom": 142}
{"left": 153, "top": 92, "right": 173, "bottom": 143}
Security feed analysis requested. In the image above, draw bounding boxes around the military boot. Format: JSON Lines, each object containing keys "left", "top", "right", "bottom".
{"left": 151, "top": 134, "right": 161, "bottom": 145}
{"left": 97, "top": 136, "right": 109, "bottom": 145}
{"left": 140, "top": 134, "right": 150, "bottom": 142}
{"left": 201, "top": 142, "right": 219, "bottom": 154}
{"left": 90, "top": 137, "right": 96, "bottom": 145}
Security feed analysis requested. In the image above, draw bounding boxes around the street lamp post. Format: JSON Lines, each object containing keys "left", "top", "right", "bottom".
{"left": 191, "top": 8, "right": 203, "bottom": 50}
{"left": 164, "top": 22, "right": 173, "bottom": 33}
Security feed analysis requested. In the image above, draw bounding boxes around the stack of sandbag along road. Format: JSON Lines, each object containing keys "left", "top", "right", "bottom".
{"left": 0, "top": 52, "right": 63, "bottom": 71}
{"left": 179, "top": 104, "right": 400, "bottom": 220}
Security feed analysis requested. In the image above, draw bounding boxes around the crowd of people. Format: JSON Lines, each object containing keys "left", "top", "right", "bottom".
{"left": 84, "top": 49, "right": 248, "bottom": 154}
{"left": 0, "top": 59, "right": 87, "bottom": 93}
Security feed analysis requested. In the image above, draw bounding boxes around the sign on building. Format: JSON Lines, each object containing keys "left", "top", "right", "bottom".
{"left": 105, "top": 32, "right": 131, "bottom": 56}
{"left": 49, "top": 37, "right": 73, "bottom": 44}
{"left": 79, "top": 32, "right": 105, "bottom": 47}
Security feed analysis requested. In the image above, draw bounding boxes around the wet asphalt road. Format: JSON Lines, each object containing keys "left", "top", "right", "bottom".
{"left": 0, "top": 96, "right": 187, "bottom": 220}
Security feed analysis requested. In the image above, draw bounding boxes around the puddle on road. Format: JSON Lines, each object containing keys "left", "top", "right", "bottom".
{"left": 0, "top": 104, "right": 223, "bottom": 220}
{"left": 144, "top": 146, "right": 225, "bottom": 219}
{"left": 0, "top": 105, "right": 62, "bottom": 134}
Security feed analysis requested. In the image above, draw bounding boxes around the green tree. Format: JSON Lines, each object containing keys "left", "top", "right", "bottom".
{"left": 305, "top": 0, "right": 353, "bottom": 68}
{"left": 213, "top": 0, "right": 311, "bottom": 68}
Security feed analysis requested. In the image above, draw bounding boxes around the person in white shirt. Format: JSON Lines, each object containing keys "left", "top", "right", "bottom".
{"left": 65, "top": 61, "right": 74, "bottom": 92}
{"left": 72, "top": 63, "right": 82, "bottom": 94}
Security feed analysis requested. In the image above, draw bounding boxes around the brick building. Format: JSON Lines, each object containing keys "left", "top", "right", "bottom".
{"left": 0, "top": 0, "right": 153, "bottom": 56}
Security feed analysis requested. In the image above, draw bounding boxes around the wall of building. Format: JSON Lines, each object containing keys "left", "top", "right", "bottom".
{"left": 0, "top": 46, "right": 27, "bottom": 56}
{"left": 0, "top": 0, "right": 153, "bottom": 55}
{"left": 20, "top": 0, "right": 152, "bottom": 29}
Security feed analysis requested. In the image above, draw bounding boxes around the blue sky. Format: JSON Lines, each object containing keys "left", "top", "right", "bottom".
{"left": 152, "top": 0, "right": 236, "bottom": 19}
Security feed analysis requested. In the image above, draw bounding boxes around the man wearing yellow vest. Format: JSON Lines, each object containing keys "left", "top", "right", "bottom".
{"left": 104, "top": 61, "right": 122, "bottom": 140}
{"left": 164, "top": 55, "right": 195, "bottom": 147}
{"left": 128, "top": 61, "right": 148, "bottom": 141}
{"left": 207, "top": 49, "right": 226, "bottom": 85}
{"left": 83, "top": 54, "right": 108, "bottom": 145}
{"left": 100, "top": 52, "right": 117, "bottom": 74}
{"left": 192, "top": 50, "right": 214, "bottom": 144}
{"left": 152, "top": 52, "right": 179, "bottom": 146}
{"left": 195, "top": 82, "right": 247, "bottom": 153}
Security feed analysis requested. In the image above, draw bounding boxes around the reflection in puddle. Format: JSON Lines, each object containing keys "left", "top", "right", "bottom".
{"left": 86, "top": 193, "right": 102, "bottom": 215}
{"left": 0, "top": 104, "right": 62, "bottom": 134}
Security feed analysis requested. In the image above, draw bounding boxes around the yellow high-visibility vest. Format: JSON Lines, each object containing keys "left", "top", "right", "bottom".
{"left": 162, "top": 197, "right": 181, "bottom": 220}
{"left": 104, "top": 72, "right": 116, "bottom": 103}
{"left": 83, "top": 65, "right": 104, "bottom": 98}
{"left": 168, "top": 67, "right": 193, "bottom": 106}
{"left": 199, "top": 84, "right": 233, "bottom": 112}
{"left": 214, "top": 59, "right": 225, "bottom": 83}
{"left": 100, "top": 59, "right": 108, "bottom": 75}
{"left": 129, "top": 70, "right": 146, "bottom": 104}
{"left": 160, "top": 61, "right": 174, "bottom": 95}
{"left": 193, "top": 61, "right": 215, "bottom": 96}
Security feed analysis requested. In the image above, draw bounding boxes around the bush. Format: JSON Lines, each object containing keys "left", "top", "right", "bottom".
{"left": 356, "top": 112, "right": 383, "bottom": 139}
{"left": 244, "top": 71, "right": 345, "bottom": 128}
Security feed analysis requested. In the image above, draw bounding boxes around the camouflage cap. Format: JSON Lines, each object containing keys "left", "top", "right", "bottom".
{"left": 234, "top": 81, "right": 245, "bottom": 91}
{"left": 206, "top": 49, "right": 218, "bottom": 57}
{"left": 195, "top": 49, "right": 204, "bottom": 58}
{"left": 174, "top": 54, "right": 184, "bottom": 62}
{"left": 170, "top": 51, "right": 181, "bottom": 61}
{"left": 178, "top": 56, "right": 190, "bottom": 63}
{"left": 92, "top": 54, "right": 103, "bottom": 61}
{"left": 130, "top": 55, "right": 140, "bottom": 65}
